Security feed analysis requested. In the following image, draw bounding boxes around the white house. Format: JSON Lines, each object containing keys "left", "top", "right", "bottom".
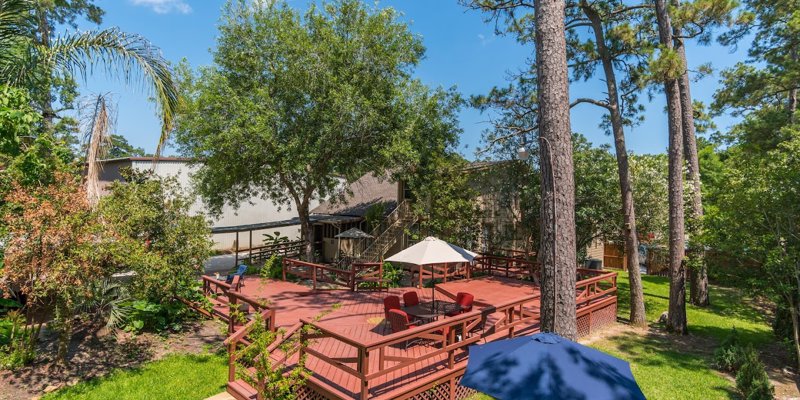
{"left": 95, "top": 157, "right": 322, "bottom": 250}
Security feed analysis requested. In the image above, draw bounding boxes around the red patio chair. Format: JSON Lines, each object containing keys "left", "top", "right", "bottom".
{"left": 387, "top": 309, "right": 423, "bottom": 349}
{"left": 383, "top": 295, "right": 401, "bottom": 321}
{"left": 403, "top": 291, "right": 420, "bottom": 308}
{"left": 446, "top": 292, "right": 474, "bottom": 317}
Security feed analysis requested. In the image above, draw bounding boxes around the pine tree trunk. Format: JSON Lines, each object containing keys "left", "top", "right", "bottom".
{"left": 534, "top": 0, "right": 578, "bottom": 339}
{"left": 673, "top": 31, "right": 709, "bottom": 307}
{"left": 582, "top": 1, "right": 647, "bottom": 327}
{"left": 655, "top": 0, "right": 688, "bottom": 334}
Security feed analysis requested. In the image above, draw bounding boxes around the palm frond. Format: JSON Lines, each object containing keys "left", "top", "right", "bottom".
{"left": 43, "top": 28, "right": 180, "bottom": 157}
{"left": 0, "top": 0, "right": 31, "bottom": 44}
{"left": 81, "top": 279, "right": 131, "bottom": 332}
{"left": 83, "top": 93, "right": 113, "bottom": 207}
{"left": 0, "top": 0, "right": 35, "bottom": 84}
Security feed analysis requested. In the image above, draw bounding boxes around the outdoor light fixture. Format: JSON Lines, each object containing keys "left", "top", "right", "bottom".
{"left": 517, "top": 145, "right": 529, "bottom": 161}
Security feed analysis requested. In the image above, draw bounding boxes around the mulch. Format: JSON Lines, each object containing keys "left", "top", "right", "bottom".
{"left": 0, "top": 319, "right": 226, "bottom": 400}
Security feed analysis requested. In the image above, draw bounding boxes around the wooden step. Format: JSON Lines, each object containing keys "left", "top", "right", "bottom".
{"left": 227, "top": 379, "right": 257, "bottom": 400}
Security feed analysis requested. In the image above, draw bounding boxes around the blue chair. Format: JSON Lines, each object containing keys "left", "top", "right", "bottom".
{"left": 226, "top": 263, "right": 248, "bottom": 288}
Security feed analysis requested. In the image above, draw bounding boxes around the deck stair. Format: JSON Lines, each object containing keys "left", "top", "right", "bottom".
{"left": 356, "top": 200, "right": 416, "bottom": 263}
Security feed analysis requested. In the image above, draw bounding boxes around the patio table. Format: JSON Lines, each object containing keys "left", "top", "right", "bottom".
{"left": 404, "top": 301, "right": 459, "bottom": 323}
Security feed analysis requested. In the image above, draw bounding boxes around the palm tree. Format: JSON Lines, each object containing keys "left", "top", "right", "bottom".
{"left": 0, "top": 0, "right": 178, "bottom": 156}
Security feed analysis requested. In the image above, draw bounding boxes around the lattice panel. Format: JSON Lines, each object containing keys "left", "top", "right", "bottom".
{"left": 408, "top": 381, "right": 451, "bottom": 400}
{"left": 577, "top": 312, "right": 592, "bottom": 337}
{"left": 295, "top": 384, "right": 332, "bottom": 400}
{"left": 577, "top": 302, "right": 617, "bottom": 337}
{"left": 592, "top": 302, "right": 617, "bottom": 332}
{"left": 453, "top": 376, "right": 478, "bottom": 400}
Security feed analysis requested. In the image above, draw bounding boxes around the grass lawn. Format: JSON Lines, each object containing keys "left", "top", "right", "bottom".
{"left": 616, "top": 271, "right": 773, "bottom": 344}
{"left": 43, "top": 353, "right": 227, "bottom": 400}
{"left": 470, "top": 271, "right": 774, "bottom": 400}
{"left": 597, "top": 271, "right": 774, "bottom": 399}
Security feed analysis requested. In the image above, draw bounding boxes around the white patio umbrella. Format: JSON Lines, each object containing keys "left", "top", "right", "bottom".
{"left": 385, "top": 236, "right": 477, "bottom": 307}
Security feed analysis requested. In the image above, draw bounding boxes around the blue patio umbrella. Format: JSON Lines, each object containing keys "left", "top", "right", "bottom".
{"left": 460, "top": 332, "right": 645, "bottom": 400}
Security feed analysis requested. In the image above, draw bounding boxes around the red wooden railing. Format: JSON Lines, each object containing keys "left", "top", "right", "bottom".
{"left": 293, "top": 270, "right": 617, "bottom": 400}
{"left": 282, "top": 258, "right": 356, "bottom": 290}
{"left": 473, "top": 255, "right": 539, "bottom": 280}
{"left": 297, "top": 290, "right": 544, "bottom": 400}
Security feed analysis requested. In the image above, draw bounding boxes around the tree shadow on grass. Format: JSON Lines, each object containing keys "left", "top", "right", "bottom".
{"left": 597, "top": 327, "right": 740, "bottom": 400}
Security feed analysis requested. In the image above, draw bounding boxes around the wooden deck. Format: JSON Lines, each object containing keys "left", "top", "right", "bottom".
{"left": 206, "top": 265, "right": 618, "bottom": 400}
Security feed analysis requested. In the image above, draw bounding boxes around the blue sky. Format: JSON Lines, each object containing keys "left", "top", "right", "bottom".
{"left": 74, "top": 0, "right": 748, "bottom": 158}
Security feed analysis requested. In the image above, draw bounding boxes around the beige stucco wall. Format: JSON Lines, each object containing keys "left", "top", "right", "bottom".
{"left": 99, "top": 159, "right": 315, "bottom": 250}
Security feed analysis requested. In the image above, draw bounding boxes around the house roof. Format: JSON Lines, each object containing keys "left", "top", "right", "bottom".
{"left": 97, "top": 156, "right": 194, "bottom": 163}
{"left": 311, "top": 173, "right": 398, "bottom": 218}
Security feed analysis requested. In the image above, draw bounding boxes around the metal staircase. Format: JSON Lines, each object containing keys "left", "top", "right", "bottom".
{"left": 355, "top": 200, "right": 416, "bottom": 262}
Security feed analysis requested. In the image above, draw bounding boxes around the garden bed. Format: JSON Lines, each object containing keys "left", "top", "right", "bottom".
{"left": 0, "top": 319, "right": 225, "bottom": 400}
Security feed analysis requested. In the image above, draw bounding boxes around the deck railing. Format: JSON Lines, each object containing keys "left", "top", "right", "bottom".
{"left": 473, "top": 255, "right": 539, "bottom": 280}
{"left": 201, "top": 275, "right": 277, "bottom": 333}
{"left": 485, "top": 247, "right": 534, "bottom": 260}
{"left": 238, "top": 239, "right": 305, "bottom": 266}
{"left": 298, "top": 290, "right": 544, "bottom": 400}
{"left": 292, "top": 270, "right": 617, "bottom": 400}
{"left": 575, "top": 269, "right": 618, "bottom": 308}
{"left": 282, "top": 258, "right": 355, "bottom": 290}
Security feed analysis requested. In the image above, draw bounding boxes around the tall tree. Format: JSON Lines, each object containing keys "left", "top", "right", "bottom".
{"left": 0, "top": 0, "right": 179, "bottom": 155}
{"left": 669, "top": 0, "right": 737, "bottom": 307}
{"left": 710, "top": 0, "right": 800, "bottom": 365}
{"left": 534, "top": 0, "right": 578, "bottom": 338}
{"left": 716, "top": 0, "right": 800, "bottom": 146}
{"left": 175, "top": 0, "right": 456, "bottom": 260}
{"left": 653, "top": 0, "right": 687, "bottom": 334}
{"left": 569, "top": 0, "right": 650, "bottom": 326}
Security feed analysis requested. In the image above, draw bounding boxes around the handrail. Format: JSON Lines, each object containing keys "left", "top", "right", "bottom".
{"left": 365, "top": 200, "right": 410, "bottom": 244}
{"left": 226, "top": 290, "right": 276, "bottom": 332}
{"left": 355, "top": 200, "right": 414, "bottom": 260}
{"left": 473, "top": 255, "right": 539, "bottom": 280}
{"left": 299, "top": 318, "right": 368, "bottom": 349}
{"left": 247, "top": 239, "right": 305, "bottom": 253}
{"left": 283, "top": 258, "right": 356, "bottom": 290}
{"left": 224, "top": 308, "right": 273, "bottom": 346}
{"left": 202, "top": 275, "right": 232, "bottom": 293}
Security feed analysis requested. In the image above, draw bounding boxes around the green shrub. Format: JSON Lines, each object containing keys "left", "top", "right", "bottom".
{"left": 382, "top": 262, "right": 403, "bottom": 288}
{"left": 735, "top": 346, "right": 774, "bottom": 400}
{"left": 123, "top": 300, "right": 192, "bottom": 334}
{"left": 259, "top": 255, "right": 284, "bottom": 280}
{"left": 0, "top": 310, "right": 40, "bottom": 369}
{"left": 713, "top": 327, "right": 745, "bottom": 372}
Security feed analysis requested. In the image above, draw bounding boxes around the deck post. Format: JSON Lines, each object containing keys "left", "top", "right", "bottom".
{"left": 234, "top": 232, "right": 239, "bottom": 268}
{"left": 228, "top": 340, "right": 237, "bottom": 382}
{"left": 447, "top": 327, "right": 455, "bottom": 369}
{"left": 228, "top": 292, "right": 238, "bottom": 334}
{"left": 312, "top": 265, "right": 317, "bottom": 290}
{"left": 298, "top": 324, "right": 306, "bottom": 364}
{"left": 282, "top": 258, "right": 287, "bottom": 281}
{"left": 249, "top": 230, "right": 253, "bottom": 262}
{"left": 359, "top": 348, "right": 370, "bottom": 400}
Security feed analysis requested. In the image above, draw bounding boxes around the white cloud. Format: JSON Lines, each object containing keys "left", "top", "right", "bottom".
{"left": 130, "top": 0, "right": 192, "bottom": 14}
{"left": 478, "top": 33, "right": 496, "bottom": 46}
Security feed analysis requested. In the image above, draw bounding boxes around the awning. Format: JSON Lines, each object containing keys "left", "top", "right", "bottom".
{"left": 334, "top": 227, "right": 373, "bottom": 239}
